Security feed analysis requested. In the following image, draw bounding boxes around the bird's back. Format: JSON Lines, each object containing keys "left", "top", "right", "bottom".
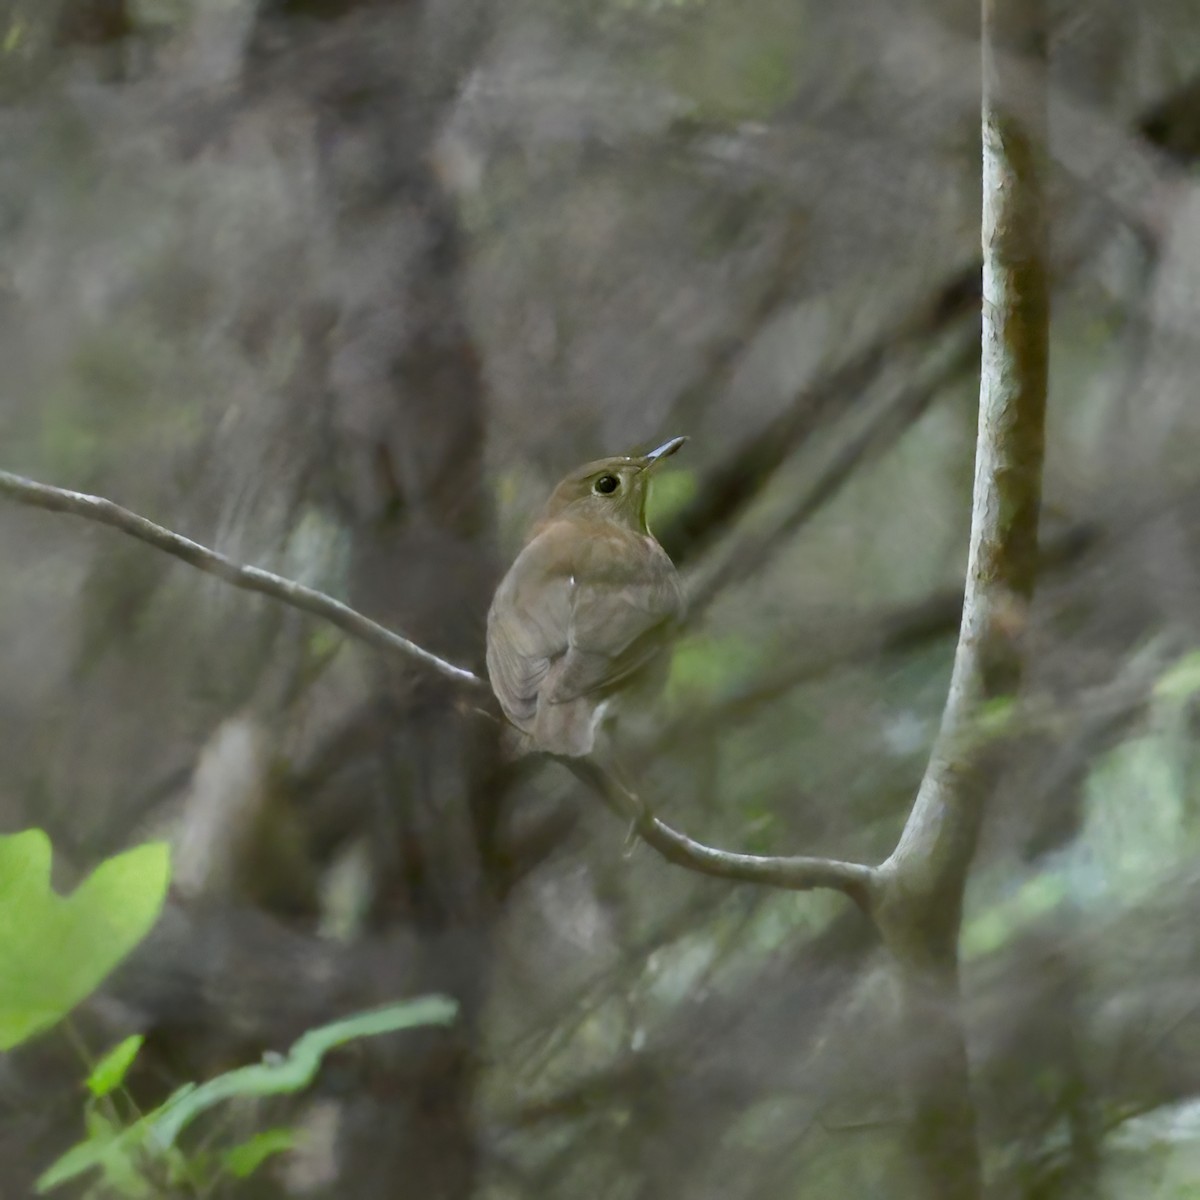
{"left": 486, "top": 516, "right": 683, "bottom": 756}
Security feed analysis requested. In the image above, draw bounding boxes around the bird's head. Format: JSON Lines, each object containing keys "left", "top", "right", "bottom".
{"left": 537, "top": 437, "right": 687, "bottom": 534}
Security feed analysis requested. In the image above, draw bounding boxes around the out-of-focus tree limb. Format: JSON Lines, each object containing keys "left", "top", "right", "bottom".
{"left": 658, "top": 65, "right": 1200, "bottom": 577}
{"left": 685, "top": 315, "right": 980, "bottom": 615}
{"left": 660, "top": 269, "right": 981, "bottom": 566}
{"left": 656, "top": 519, "right": 1095, "bottom": 758}
{"left": 500, "top": 856, "right": 1200, "bottom": 1193}
{"left": 0, "top": 468, "right": 488, "bottom": 693}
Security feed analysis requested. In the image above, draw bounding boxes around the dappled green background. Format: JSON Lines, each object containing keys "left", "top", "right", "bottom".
{"left": 2, "top": 0, "right": 1200, "bottom": 1197}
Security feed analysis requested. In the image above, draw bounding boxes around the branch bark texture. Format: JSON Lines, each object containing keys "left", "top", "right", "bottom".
{"left": 871, "top": 2, "right": 1049, "bottom": 1196}
{"left": 879, "top": 0, "right": 1049, "bottom": 950}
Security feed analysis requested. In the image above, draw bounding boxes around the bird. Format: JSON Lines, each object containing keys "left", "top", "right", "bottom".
{"left": 486, "top": 437, "right": 687, "bottom": 757}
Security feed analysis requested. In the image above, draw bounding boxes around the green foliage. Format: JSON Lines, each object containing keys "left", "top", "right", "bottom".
{"left": 974, "top": 694, "right": 1018, "bottom": 740}
{"left": 3, "top": 14, "right": 26, "bottom": 55}
{"left": 221, "top": 1129, "right": 299, "bottom": 1180}
{"left": 1081, "top": 714, "right": 1198, "bottom": 904}
{"left": 1102, "top": 1099, "right": 1200, "bottom": 1200}
{"left": 35, "top": 314, "right": 206, "bottom": 484}
{"left": 88, "top": 1037, "right": 146, "bottom": 1100}
{"left": 38, "top": 996, "right": 459, "bottom": 1196}
{"left": 149, "top": 997, "right": 458, "bottom": 1149}
{"left": 0, "top": 832, "right": 171, "bottom": 1051}
{"left": 128, "top": 0, "right": 192, "bottom": 32}
{"left": 38, "top": 1113, "right": 154, "bottom": 1200}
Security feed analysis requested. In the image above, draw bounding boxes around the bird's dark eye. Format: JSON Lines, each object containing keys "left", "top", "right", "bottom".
{"left": 594, "top": 474, "right": 620, "bottom": 495}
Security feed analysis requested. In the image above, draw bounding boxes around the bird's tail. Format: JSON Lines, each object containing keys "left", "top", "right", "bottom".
{"left": 530, "top": 696, "right": 609, "bottom": 758}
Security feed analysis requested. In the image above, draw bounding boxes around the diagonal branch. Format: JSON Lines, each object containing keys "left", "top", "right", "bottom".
{"left": 0, "top": 464, "right": 879, "bottom": 905}
{"left": 659, "top": 269, "right": 980, "bottom": 566}
{"left": 685, "top": 315, "right": 979, "bottom": 616}
{"left": 0, "top": 468, "right": 488, "bottom": 693}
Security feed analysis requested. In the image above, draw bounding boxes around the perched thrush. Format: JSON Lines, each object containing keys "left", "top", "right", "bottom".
{"left": 486, "top": 437, "right": 687, "bottom": 757}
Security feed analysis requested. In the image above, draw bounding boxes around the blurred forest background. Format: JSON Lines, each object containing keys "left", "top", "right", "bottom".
{"left": 2, "top": 0, "right": 1200, "bottom": 1197}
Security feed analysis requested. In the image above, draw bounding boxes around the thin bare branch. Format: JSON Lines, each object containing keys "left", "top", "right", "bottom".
{"left": 0, "top": 465, "right": 869, "bottom": 910}
{"left": 0, "top": 464, "right": 873, "bottom": 911}
{"left": 559, "top": 757, "right": 878, "bottom": 907}
{"left": 0, "top": 468, "right": 488, "bottom": 693}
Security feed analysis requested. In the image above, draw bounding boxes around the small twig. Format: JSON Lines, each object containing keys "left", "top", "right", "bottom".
{"left": 0, "top": 469, "right": 488, "bottom": 694}
{"left": 557, "top": 757, "right": 878, "bottom": 907}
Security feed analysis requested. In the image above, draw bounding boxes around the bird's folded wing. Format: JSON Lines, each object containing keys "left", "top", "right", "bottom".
{"left": 487, "top": 522, "right": 685, "bottom": 723}
{"left": 545, "top": 553, "right": 684, "bottom": 705}
{"left": 486, "top": 537, "right": 573, "bottom": 726}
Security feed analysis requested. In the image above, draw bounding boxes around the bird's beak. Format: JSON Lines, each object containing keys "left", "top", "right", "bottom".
{"left": 643, "top": 436, "right": 687, "bottom": 469}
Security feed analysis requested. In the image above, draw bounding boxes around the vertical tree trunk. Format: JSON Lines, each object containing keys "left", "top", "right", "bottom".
{"left": 873, "top": 2, "right": 1048, "bottom": 1197}
{"left": 240, "top": 7, "right": 500, "bottom": 1198}
{"left": 331, "top": 193, "right": 499, "bottom": 1200}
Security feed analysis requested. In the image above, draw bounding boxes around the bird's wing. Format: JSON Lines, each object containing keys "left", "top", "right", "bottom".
{"left": 545, "top": 534, "right": 684, "bottom": 705}
{"left": 485, "top": 526, "right": 575, "bottom": 729}
{"left": 487, "top": 522, "right": 684, "bottom": 727}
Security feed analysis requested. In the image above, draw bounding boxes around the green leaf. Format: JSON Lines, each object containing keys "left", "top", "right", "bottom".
{"left": 4, "top": 17, "right": 26, "bottom": 53}
{"left": 38, "top": 997, "right": 455, "bottom": 1194}
{"left": 222, "top": 1128, "right": 298, "bottom": 1179}
{"left": 147, "top": 996, "right": 457, "bottom": 1151}
{"left": 36, "top": 1118, "right": 148, "bottom": 1195}
{"left": 0, "top": 832, "right": 171, "bottom": 1050}
{"left": 164, "top": 1144, "right": 212, "bottom": 1191}
{"left": 86, "top": 1035, "right": 145, "bottom": 1099}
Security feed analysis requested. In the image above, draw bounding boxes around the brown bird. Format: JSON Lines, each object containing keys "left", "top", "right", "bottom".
{"left": 486, "top": 437, "right": 687, "bottom": 757}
